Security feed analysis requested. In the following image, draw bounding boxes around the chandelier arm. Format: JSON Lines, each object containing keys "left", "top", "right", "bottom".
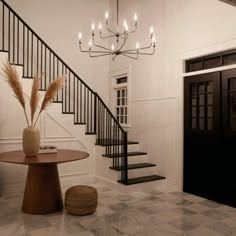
{"left": 127, "top": 27, "right": 137, "bottom": 35}
{"left": 118, "top": 36, "right": 127, "bottom": 51}
{"left": 93, "top": 43, "right": 112, "bottom": 51}
{"left": 121, "top": 53, "right": 138, "bottom": 60}
{"left": 122, "top": 47, "right": 155, "bottom": 55}
{"left": 89, "top": 50, "right": 113, "bottom": 53}
{"left": 112, "top": 54, "right": 117, "bottom": 61}
{"left": 100, "top": 33, "right": 116, "bottom": 39}
{"left": 89, "top": 52, "right": 113, "bottom": 57}
{"left": 106, "top": 26, "right": 116, "bottom": 35}
{"left": 120, "top": 42, "right": 153, "bottom": 54}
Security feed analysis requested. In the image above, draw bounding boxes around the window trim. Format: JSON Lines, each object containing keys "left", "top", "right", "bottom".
{"left": 109, "top": 67, "right": 131, "bottom": 130}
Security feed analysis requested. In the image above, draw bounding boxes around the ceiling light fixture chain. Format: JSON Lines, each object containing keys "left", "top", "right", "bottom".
{"left": 78, "top": 0, "right": 156, "bottom": 60}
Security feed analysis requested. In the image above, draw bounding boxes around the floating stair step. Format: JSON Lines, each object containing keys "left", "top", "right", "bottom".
{"left": 110, "top": 162, "right": 156, "bottom": 171}
{"left": 0, "top": 50, "right": 8, "bottom": 53}
{"left": 85, "top": 132, "right": 96, "bottom": 135}
{"left": 118, "top": 175, "right": 165, "bottom": 185}
{"left": 103, "top": 151, "right": 147, "bottom": 158}
{"left": 96, "top": 139, "right": 138, "bottom": 146}
{"left": 12, "top": 63, "right": 24, "bottom": 66}
{"left": 74, "top": 122, "right": 86, "bottom": 125}
{"left": 22, "top": 76, "right": 33, "bottom": 79}
{"left": 62, "top": 112, "right": 75, "bottom": 114}
{"left": 53, "top": 101, "right": 62, "bottom": 104}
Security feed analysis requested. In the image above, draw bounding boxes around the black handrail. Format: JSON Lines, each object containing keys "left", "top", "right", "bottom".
{"left": 0, "top": 0, "right": 128, "bottom": 183}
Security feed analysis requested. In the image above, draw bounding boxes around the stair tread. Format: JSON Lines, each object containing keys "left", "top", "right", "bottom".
{"left": 118, "top": 175, "right": 165, "bottom": 185}
{"left": 103, "top": 151, "right": 147, "bottom": 158}
{"left": 110, "top": 162, "right": 156, "bottom": 171}
{"left": 74, "top": 122, "right": 86, "bottom": 125}
{"left": 96, "top": 139, "right": 139, "bottom": 146}
{"left": 85, "top": 132, "right": 96, "bottom": 135}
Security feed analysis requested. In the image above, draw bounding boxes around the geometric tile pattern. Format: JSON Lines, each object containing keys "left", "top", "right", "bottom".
{"left": 1, "top": 180, "right": 236, "bottom": 236}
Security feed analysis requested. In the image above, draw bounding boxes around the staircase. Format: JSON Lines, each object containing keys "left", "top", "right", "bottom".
{"left": 0, "top": 0, "right": 165, "bottom": 185}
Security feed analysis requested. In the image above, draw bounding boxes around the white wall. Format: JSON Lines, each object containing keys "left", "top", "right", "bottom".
{"left": 110, "top": 0, "right": 236, "bottom": 189}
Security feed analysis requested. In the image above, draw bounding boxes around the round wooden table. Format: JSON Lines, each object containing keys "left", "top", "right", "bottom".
{"left": 0, "top": 149, "right": 89, "bottom": 215}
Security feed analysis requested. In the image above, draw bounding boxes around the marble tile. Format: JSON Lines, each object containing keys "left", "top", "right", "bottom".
{"left": 183, "top": 203, "right": 212, "bottom": 213}
{"left": 1, "top": 179, "right": 236, "bottom": 236}
{"left": 206, "top": 221, "right": 236, "bottom": 235}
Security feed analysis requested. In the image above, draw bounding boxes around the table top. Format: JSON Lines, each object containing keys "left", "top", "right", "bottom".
{"left": 0, "top": 149, "right": 89, "bottom": 165}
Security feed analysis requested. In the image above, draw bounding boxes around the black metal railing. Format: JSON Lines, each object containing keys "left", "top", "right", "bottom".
{"left": 0, "top": 0, "right": 128, "bottom": 183}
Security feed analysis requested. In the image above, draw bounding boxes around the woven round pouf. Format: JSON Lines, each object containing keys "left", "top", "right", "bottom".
{"left": 65, "top": 185, "right": 98, "bottom": 215}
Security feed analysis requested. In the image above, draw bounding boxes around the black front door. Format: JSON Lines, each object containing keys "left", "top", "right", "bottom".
{"left": 184, "top": 72, "right": 221, "bottom": 202}
{"left": 184, "top": 69, "right": 236, "bottom": 207}
{"left": 221, "top": 69, "right": 236, "bottom": 207}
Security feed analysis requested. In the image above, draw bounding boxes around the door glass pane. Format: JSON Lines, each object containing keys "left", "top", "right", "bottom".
{"left": 200, "top": 106, "right": 205, "bottom": 117}
{"left": 192, "top": 118, "right": 196, "bottom": 129}
{"left": 230, "top": 92, "right": 236, "bottom": 104}
{"left": 198, "top": 83, "right": 205, "bottom": 93}
{"left": 230, "top": 78, "right": 236, "bottom": 90}
{"left": 207, "top": 81, "right": 213, "bottom": 93}
{"left": 200, "top": 118, "right": 205, "bottom": 130}
{"left": 192, "top": 96, "right": 196, "bottom": 106}
{"left": 117, "top": 90, "right": 120, "bottom": 98}
{"left": 208, "top": 94, "right": 213, "bottom": 105}
{"left": 191, "top": 84, "right": 197, "bottom": 94}
{"left": 208, "top": 118, "right": 213, "bottom": 130}
{"left": 117, "top": 99, "right": 120, "bottom": 106}
{"left": 192, "top": 106, "right": 196, "bottom": 117}
{"left": 199, "top": 95, "right": 205, "bottom": 105}
{"left": 208, "top": 106, "right": 213, "bottom": 117}
{"left": 230, "top": 107, "right": 236, "bottom": 118}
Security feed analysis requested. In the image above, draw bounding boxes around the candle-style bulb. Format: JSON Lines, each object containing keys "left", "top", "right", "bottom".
{"left": 134, "top": 13, "right": 138, "bottom": 26}
{"left": 91, "top": 23, "right": 95, "bottom": 31}
{"left": 78, "top": 32, "right": 82, "bottom": 43}
{"left": 98, "top": 23, "right": 102, "bottom": 31}
{"left": 111, "top": 44, "right": 115, "bottom": 51}
{"left": 136, "top": 42, "right": 140, "bottom": 50}
{"left": 150, "top": 26, "right": 154, "bottom": 37}
{"left": 88, "top": 40, "right": 92, "bottom": 49}
{"left": 123, "top": 20, "right": 127, "bottom": 28}
{"left": 152, "top": 36, "right": 156, "bottom": 46}
{"left": 105, "top": 11, "right": 109, "bottom": 19}
{"left": 124, "top": 20, "right": 129, "bottom": 32}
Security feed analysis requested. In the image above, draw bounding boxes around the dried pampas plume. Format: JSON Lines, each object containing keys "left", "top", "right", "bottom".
{"left": 3, "top": 62, "right": 30, "bottom": 126}
{"left": 33, "top": 76, "right": 64, "bottom": 126}
{"left": 30, "top": 75, "right": 41, "bottom": 126}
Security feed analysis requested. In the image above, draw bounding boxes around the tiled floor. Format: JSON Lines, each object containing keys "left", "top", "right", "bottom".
{"left": 1, "top": 179, "right": 236, "bottom": 236}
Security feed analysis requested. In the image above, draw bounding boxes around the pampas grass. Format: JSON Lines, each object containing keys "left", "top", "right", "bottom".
{"left": 3, "top": 62, "right": 30, "bottom": 126}
{"left": 3, "top": 62, "right": 64, "bottom": 127}
{"left": 30, "top": 75, "right": 41, "bottom": 126}
{"left": 33, "top": 76, "right": 64, "bottom": 126}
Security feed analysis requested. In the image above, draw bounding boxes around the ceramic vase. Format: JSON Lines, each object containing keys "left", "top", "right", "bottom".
{"left": 22, "top": 127, "right": 40, "bottom": 157}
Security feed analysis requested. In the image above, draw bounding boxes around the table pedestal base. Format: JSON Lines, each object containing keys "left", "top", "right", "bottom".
{"left": 22, "top": 164, "right": 63, "bottom": 215}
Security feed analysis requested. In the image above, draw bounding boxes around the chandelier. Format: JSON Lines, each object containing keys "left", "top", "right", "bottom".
{"left": 78, "top": 0, "right": 156, "bottom": 60}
